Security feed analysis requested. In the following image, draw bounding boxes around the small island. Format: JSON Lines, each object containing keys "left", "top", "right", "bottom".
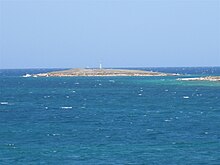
{"left": 29, "top": 68, "right": 178, "bottom": 77}
{"left": 178, "top": 76, "right": 220, "bottom": 82}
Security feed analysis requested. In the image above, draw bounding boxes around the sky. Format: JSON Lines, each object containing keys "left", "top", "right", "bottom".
{"left": 0, "top": 0, "right": 219, "bottom": 69}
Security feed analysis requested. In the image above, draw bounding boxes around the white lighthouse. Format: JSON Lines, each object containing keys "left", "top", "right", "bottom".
{"left": 99, "top": 63, "right": 102, "bottom": 69}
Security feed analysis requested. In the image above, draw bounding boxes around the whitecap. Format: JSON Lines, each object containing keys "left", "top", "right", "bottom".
{"left": 0, "top": 102, "right": 8, "bottom": 105}
{"left": 22, "top": 74, "right": 32, "bottom": 78}
{"left": 52, "top": 133, "right": 60, "bottom": 136}
{"left": 61, "top": 107, "right": 72, "bottom": 109}
{"left": 183, "top": 96, "right": 189, "bottom": 99}
{"left": 164, "top": 119, "right": 171, "bottom": 122}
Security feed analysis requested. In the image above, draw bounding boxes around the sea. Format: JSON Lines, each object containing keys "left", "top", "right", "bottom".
{"left": 0, "top": 67, "right": 220, "bottom": 165}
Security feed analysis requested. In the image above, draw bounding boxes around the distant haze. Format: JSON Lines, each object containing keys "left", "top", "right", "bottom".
{"left": 0, "top": 0, "right": 219, "bottom": 69}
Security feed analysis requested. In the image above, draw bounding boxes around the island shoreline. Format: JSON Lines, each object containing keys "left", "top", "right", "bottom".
{"left": 25, "top": 68, "right": 179, "bottom": 77}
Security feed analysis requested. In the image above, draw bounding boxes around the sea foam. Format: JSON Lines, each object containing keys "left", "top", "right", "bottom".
{"left": 0, "top": 102, "right": 9, "bottom": 105}
{"left": 61, "top": 107, "right": 73, "bottom": 109}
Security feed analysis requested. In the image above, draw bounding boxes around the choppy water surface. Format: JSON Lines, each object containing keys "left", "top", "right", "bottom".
{"left": 0, "top": 68, "right": 220, "bottom": 164}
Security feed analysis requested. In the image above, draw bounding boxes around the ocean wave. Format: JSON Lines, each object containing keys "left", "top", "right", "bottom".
{"left": 0, "top": 102, "right": 9, "bottom": 105}
{"left": 61, "top": 107, "right": 72, "bottom": 109}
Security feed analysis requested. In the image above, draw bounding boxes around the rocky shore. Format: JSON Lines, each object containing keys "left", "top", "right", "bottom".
{"left": 178, "top": 76, "right": 220, "bottom": 82}
{"left": 29, "top": 68, "right": 178, "bottom": 77}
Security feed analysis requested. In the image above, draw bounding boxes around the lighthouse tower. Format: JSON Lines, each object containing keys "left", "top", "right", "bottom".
{"left": 99, "top": 63, "right": 102, "bottom": 69}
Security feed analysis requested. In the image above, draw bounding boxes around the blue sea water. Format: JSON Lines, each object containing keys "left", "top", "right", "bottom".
{"left": 0, "top": 67, "right": 220, "bottom": 164}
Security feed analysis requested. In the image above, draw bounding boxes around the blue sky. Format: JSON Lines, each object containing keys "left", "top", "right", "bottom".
{"left": 0, "top": 0, "right": 219, "bottom": 69}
